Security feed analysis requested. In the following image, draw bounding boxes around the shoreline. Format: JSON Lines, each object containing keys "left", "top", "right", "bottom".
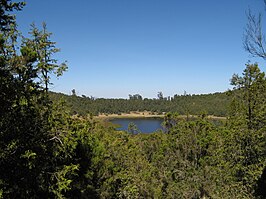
{"left": 95, "top": 111, "right": 226, "bottom": 120}
{"left": 96, "top": 111, "right": 164, "bottom": 120}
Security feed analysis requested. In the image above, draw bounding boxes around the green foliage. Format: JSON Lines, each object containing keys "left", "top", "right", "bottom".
{"left": 0, "top": 0, "right": 25, "bottom": 31}
{"left": 50, "top": 164, "right": 79, "bottom": 198}
{"left": 1, "top": 1, "right": 265, "bottom": 198}
{"left": 25, "top": 22, "right": 67, "bottom": 93}
{"left": 0, "top": 1, "right": 70, "bottom": 197}
{"left": 49, "top": 91, "right": 230, "bottom": 117}
{"left": 227, "top": 63, "right": 266, "bottom": 196}
{"left": 127, "top": 122, "right": 139, "bottom": 134}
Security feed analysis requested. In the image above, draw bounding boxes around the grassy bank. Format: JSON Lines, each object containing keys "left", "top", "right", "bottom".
{"left": 95, "top": 111, "right": 226, "bottom": 121}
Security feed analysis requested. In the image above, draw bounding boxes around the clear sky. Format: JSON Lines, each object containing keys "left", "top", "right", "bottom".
{"left": 16, "top": 0, "right": 264, "bottom": 98}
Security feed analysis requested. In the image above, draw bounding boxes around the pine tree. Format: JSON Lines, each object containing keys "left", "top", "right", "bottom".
{"left": 228, "top": 63, "right": 266, "bottom": 195}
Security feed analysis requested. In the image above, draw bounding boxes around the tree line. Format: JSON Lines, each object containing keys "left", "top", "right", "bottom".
{"left": 50, "top": 91, "right": 230, "bottom": 117}
{"left": 0, "top": 0, "right": 265, "bottom": 198}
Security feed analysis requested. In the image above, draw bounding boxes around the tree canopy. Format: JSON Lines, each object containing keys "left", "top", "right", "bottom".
{"left": 0, "top": 1, "right": 265, "bottom": 198}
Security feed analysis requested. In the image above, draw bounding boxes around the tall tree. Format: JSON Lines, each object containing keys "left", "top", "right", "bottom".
{"left": 244, "top": 1, "right": 266, "bottom": 60}
{"left": 0, "top": 1, "right": 69, "bottom": 197}
{"left": 26, "top": 22, "right": 67, "bottom": 94}
{"left": 157, "top": 91, "right": 163, "bottom": 100}
{"left": 228, "top": 63, "right": 266, "bottom": 195}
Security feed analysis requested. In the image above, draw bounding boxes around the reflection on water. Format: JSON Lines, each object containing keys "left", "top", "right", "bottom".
{"left": 110, "top": 117, "right": 224, "bottom": 134}
{"left": 111, "top": 118, "right": 164, "bottom": 133}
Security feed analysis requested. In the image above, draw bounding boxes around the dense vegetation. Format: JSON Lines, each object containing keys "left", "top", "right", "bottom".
{"left": 50, "top": 91, "right": 230, "bottom": 117}
{"left": 0, "top": 1, "right": 265, "bottom": 198}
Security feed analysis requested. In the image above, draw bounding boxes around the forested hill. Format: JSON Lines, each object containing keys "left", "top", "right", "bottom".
{"left": 2, "top": 1, "right": 266, "bottom": 198}
{"left": 49, "top": 91, "right": 231, "bottom": 116}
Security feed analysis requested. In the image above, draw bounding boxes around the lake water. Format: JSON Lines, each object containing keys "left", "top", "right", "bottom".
{"left": 111, "top": 118, "right": 164, "bottom": 133}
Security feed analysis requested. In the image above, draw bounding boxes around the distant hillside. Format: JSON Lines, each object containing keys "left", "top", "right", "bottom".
{"left": 49, "top": 92, "right": 231, "bottom": 117}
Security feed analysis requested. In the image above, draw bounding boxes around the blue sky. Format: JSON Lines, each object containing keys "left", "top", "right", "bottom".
{"left": 16, "top": 0, "right": 264, "bottom": 98}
